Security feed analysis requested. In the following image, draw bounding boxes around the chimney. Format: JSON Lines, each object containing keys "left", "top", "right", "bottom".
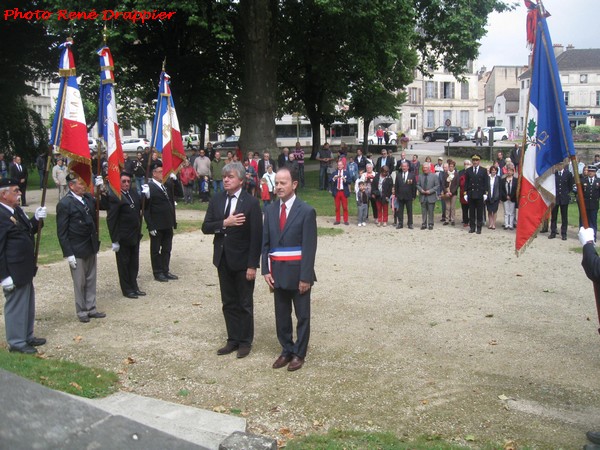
{"left": 566, "top": 44, "right": 575, "bottom": 51}
{"left": 553, "top": 43, "right": 564, "bottom": 58}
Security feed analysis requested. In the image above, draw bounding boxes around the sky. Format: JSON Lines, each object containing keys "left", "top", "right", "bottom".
{"left": 476, "top": 0, "right": 600, "bottom": 71}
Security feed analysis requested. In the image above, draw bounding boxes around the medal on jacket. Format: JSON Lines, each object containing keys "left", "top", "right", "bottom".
{"left": 10, "top": 216, "right": 17, "bottom": 225}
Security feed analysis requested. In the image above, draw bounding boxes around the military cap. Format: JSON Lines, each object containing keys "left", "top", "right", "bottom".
{"left": 587, "top": 165, "right": 597, "bottom": 172}
{"left": 471, "top": 154, "right": 481, "bottom": 161}
{"left": 0, "top": 178, "right": 19, "bottom": 188}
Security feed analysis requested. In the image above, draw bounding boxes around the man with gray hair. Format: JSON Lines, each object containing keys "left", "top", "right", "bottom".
{"left": 202, "top": 162, "right": 263, "bottom": 359}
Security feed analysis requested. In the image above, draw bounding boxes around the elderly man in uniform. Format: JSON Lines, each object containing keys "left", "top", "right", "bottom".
{"left": 581, "top": 165, "right": 600, "bottom": 241}
{"left": 464, "top": 153, "right": 489, "bottom": 234}
{"left": 0, "top": 179, "right": 47, "bottom": 353}
{"left": 549, "top": 162, "right": 574, "bottom": 241}
{"left": 57, "top": 173, "right": 106, "bottom": 323}
{"left": 107, "top": 171, "right": 146, "bottom": 299}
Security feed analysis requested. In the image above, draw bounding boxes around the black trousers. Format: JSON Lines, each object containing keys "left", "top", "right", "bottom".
{"left": 550, "top": 203, "right": 569, "bottom": 237}
{"left": 274, "top": 287, "right": 311, "bottom": 359}
{"left": 150, "top": 228, "right": 173, "bottom": 276}
{"left": 396, "top": 198, "right": 413, "bottom": 226}
{"left": 116, "top": 241, "right": 140, "bottom": 295}
{"left": 461, "top": 203, "right": 469, "bottom": 224}
{"left": 469, "top": 198, "right": 484, "bottom": 231}
{"left": 217, "top": 257, "right": 255, "bottom": 346}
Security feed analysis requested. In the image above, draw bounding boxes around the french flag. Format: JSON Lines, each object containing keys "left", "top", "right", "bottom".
{"left": 516, "top": 6, "right": 575, "bottom": 254}
{"left": 98, "top": 45, "right": 124, "bottom": 197}
{"left": 50, "top": 39, "right": 92, "bottom": 190}
{"left": 151, "top": 70, "right": 185, "bottom": 180}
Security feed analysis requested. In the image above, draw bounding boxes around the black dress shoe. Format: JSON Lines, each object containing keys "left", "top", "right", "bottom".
{"left": 396, "top": 224, "right": 403, "bottom": 229}
{"left": 583, "top": 444, "right": 600, "bottom": 450}
{"left": 421, "top": 224, "right": 427, "bottom": 230}
{"left": 154, "top": 274, "right": 169, "bottom": 282}
{"left": 548, "top": 233, "right": 556, "bottom": 239}
{"left": 468, "top": 229, "right": 475, "bottom": 233}
{"left": 287, "top": 355, "right": 304, "bottom": 371}
{"left": 587, "top": 431, "right": 600, "bottom": 445}
{"left": 9, "top": 344, "right": 37, "bottom": 354}
{"left": 27, "top": 337, "right": 46, "bottom": 346}
{"left": 165, "top": 272, "right": 179, "bottom": 280}
{"left": 476, "top": 229, "right": 482, "bottom": 234}
{"left": 217, "top": 342, "right": 239, "bottom": 355}
{"left": 237, "top": 345, "right": 251, "bottom": 358}
{"left": 407, "top": 225, "right": 413, "bottom": 229}
{"left": 79, "top": 315, "right": 90, "bottom": 323}
{"left": 428, "top": 225, "right": 433, "bottom": 230}
{"left": 89, "top": 312, "right": 106, "bottom": 319}
{"left": 135, "top": 290, "right": 147, "bottom": 296}
{"left": 125, "top": 292, "right": 139, "bottom": 299}
{"left": 561, "top": 235, "right": 567, "bottom": 241}
{"left": 272, "top": 354, "right": 292, "bottom": 369}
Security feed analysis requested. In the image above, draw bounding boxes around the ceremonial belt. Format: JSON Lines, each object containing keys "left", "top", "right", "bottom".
{"left": 268, "top": 246, "right": 302, "bottom": 273}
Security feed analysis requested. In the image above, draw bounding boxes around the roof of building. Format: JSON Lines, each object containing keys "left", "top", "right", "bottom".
{"left": 499, "top": 88, "right": 520, "bottom": 102}
{"left": 520, "top": 48, "right": 600, "bottom": 78}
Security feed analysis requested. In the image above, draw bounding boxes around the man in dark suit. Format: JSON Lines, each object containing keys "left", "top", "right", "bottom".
{"left": 374, "top": 149, "right": 394, "bottom": 173}
{"left": 464, "top": 154, "right": 489, "bottom": 234}
{"left": 581, "top": 165, "right": 600, "bottom": 240}
{"left": 143, "top": 161, "right": 182, "bottom": 282}
{"left": 202, "top": 162, "right": 262, "bottom": 358}
{"left": 257, "top": 151, "right": 276, "bottom": 179}
{"left": 57, "top": 173, "right": 105, "bottom": 323}
{"left": 277, "top": 148, "right": 289, "bottom": 168}
{"left": 106, "top": 172, "right": 146, "bottom": 299}
{"left": 394, "top": 161, "right": 417, "bottom": 229}
{"left": 510, "top": 144, "right": 522, "bottom": 175}
{"left": 0, "top": 179, "right": 46, "bottom": 353}
{"left": 9, "top": 156, "right": 28, "bottom": 206}
{"left": 549, "top": 162, "right": 574, "bottom": 241}
{"left": 262, "top": 166, "right": 317, "bottom": 372}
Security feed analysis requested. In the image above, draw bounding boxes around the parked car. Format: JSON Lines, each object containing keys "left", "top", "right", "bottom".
{"left": 464, "top": 129, "right": 477, "bottom": 141}
{"left": 422, "top": 126, "right": 465, "bottom": 142}
{"left": 365, "top": 131, "right": 397, "bottom": 145}
{"left": 88, "top": 137, "right": 98, "bottom": 152}
{"left": 481, "top": 127, "right": 509, "bottom": 142}
{"left": 213, "top": 135, "right": 240, "bottom": 149}
{"left": 122, "top": 138, "right": 150, "bottom": 152}
{"left": 182, "top": 134, "right": 200, "bottom": 150}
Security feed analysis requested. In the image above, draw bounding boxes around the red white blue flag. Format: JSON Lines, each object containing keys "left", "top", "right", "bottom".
{"left": 151, "top": 70, "right": 185, "bottom": 180}
{"left": 516, "top": 2, "right": 575, "bottom": 254}
{"left": 97, "top": 45, "right": 124, "bottom": 197}
{"left": 49, "top": 38, "right": 92, "bottom": 190}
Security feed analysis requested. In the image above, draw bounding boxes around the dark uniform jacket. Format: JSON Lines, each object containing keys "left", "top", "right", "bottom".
{"left": 144, "top": 179, "right": 182, "bottom": 231}
{"left": 582, "top": 176, "right": 600, "bottom": 209}
{"left": 465, "top": 166, "right": 489, "bottom": 199}
{"left": 0, "top": 205, "right": 40, "bottom": 286}
{"left": 107, "top": 189, "right": 142, "bottom": 246}
{"left": 554, "top": 170, "right": 574, "bottom": 206}
{"left": 56, "top": 192, "right": 99, "bottom": 259}
{"left": 394, "top": 171, "right": 417, "bottom": 201}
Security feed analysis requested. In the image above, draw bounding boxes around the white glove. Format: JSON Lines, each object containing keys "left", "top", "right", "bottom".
{"left": 1, "top": 276, "right": 15, "bottom": 292}
{"left": 34, "top": 206, "right": 47, "bottom": 220}
{"left": 94, "top": 176, "right": 104, "bottom": 187}
{"left": 170, "top": 173, "right": 177, "bottom": 180}
{"left": 463, "top": 194, "right": 468, "bottom": 202}
{"left": 111, "top": 242, "right": 120, "bottom": 252}
{"left": 483, "top": 194, "right": 488, "bottom": 202}
{"left": 67, "top": 255, "right": 77, "bottom": 269}
{"left": 578, "top": 227, "right": 595, "bottom": 246}
{"left": 573, "top": 185, "right": 578, "bottom": 192}
{"left": 141, "top": 184, "right": 150, "bottom": 198}
{"left": 149, "top": 230, "right": 157, "bottom": 237}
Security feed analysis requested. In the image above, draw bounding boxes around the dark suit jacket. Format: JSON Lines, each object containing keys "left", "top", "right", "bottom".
{"left": 261, "top": 198, "right": 317, "bottom": 289}
{"left": 394, "top": 171, "right": 417, "bottom": 201}
{"left": 487, "top": 175, "right": 501, "bottom": 203}
{"left": 355, "top": 155, "right": 368, "bottom": 173}
{"left": 144, "top": 179, "right": 181, "bottom": 231}
{"left": 582, "top": 242, "right": 600, "bottom": 283}
{"left": 56, "top": 192, "right": 99, "bottom": 258}
{"left": 330, "top": 170, "right": 350, "bottom": 198}
{"left": 374, "top": 156, "right": 394, "bottom": 173}
{"left": 106, "top": 189, "right": 142, "bottom": 246}
{"left": 372, "top": 174, "right": 393, "bottom": 201}
{"left": 202, "top": 190, "right": 262, "bottom": 271}
{"left": 554, "top": 170, "right": 574, "bottom": 206}
{"left": 0, "top": 205, "right": 40, "bottom": 286}
{"left": 9, "top": 164, "right": 28, "bottom": 185}
{"left": 582, "top": 176, "right": 600, "bottom": 209}
{"left": 258, "top": 159, "right": 277, "bottom": 179}
{"left": 500, "top": 176, "right": 518, "bottom": 202}
{"left": 465, "top": 166, "right": 489, "bottom": 199}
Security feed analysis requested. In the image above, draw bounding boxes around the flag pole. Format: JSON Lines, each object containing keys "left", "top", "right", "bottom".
{"left": 33, "top": 144, "right": 54, "bottom": 267}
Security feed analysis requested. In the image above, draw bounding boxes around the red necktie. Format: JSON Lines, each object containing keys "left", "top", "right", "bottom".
{"left": 280, "top": 203, "right": 287, "bottom": 231}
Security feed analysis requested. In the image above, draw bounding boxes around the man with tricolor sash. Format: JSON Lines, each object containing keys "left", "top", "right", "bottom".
{"left": 262, "top": 166, "right": 317, "bottom": 372}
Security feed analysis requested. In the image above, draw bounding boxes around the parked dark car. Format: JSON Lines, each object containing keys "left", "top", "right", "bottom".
{"left": 212, "top": 135, "right": 239, "bottom": 149}
{"left": 422, "top": 126, "right": 465, "bottom": 142}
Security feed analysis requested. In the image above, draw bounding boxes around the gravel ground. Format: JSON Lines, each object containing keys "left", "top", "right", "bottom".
{"left": 4, "top": 188, "right": 600, "bottom": 448}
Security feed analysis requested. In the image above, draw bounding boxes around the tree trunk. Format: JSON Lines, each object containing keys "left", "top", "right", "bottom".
{"left": 362, "top": 118, "right": 372, "bottom": 151}
{"left": 238, "top": 0, "right": 278, "bottom": 154}
{"left": 308, "top": 113, "right": 321, "bottom": 160}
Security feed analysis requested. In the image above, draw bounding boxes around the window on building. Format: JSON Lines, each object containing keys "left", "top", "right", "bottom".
{"left": 521, "top": 80, "right": 525, "bottom": 89}
{"left": 580, "top": 74, "right": 588, "bottom": 84}
{"left": 409, "top": 87, "right": 421, "bottom": 104}
{"left": 442, "top": 82, "right": 455, "bottom": 99}
{"left": 443, "top": 110, "right": 451, "bottom": 123}
{"left": 137, "top": 123, "right": 147, "bottom": 138}
{"left": 564, "top": 91, "right": 569, "bottom": 106}
{"left": 460, "top": 82, "right": 469, "bottom": 100}
{"left": 426, "top": 110, "right": 435, "bottom": 128}
{"left": 596, "top": 91, "right": 600, "bottom": 106}
{"left": 425, "top": 81, "right": 436, "bottom": 99}
{"left": 123, "top": 129, "right": 132, "bottom": 137}
{"left": 460, "top": 111, "right": 469, "bottom": 128}
{"left": 410, "top": 114, "right": 418, "bottom": 131}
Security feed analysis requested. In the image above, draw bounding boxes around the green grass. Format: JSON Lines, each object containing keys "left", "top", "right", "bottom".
{"left": 285, "top": 429, "right": 511, "bottom": 449}
{"left": 0, "top": 348, "right": 119, "bottom": 398}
